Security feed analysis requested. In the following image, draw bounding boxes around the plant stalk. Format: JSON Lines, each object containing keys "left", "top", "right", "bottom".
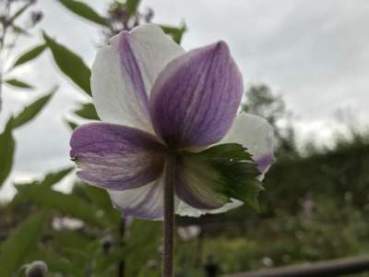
{"left": 118, "top": 218, "right": 126, "bottom": 277}
{"left": 163, "top": 154, "right": 176, "bottom": 277}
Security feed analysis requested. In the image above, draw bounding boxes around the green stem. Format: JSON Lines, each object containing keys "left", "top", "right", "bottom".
{"left": 163, "top": 154, "right": 176, "bottom": 277}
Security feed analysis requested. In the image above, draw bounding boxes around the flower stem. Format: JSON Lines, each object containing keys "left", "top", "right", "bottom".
{"left": 163, "top": 154, "right": 176, "bottom": 277}
{"left": 118, "top": 218, "right": 126, "bottom": 277}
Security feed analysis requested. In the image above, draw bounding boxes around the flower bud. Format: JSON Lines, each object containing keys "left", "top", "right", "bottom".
{"left": 25, "top": 261, "right": 48, "bottom": 277}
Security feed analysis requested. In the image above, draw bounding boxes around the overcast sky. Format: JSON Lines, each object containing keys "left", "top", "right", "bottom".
{"left": 1, "top": 0, "right": 369, "bottom": 199}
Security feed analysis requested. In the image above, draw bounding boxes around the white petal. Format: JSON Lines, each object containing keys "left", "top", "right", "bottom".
{"left": 108, "top": 176, "right": 165, "bottom": 220}
{"left": 126, "top": 24, "right": 185, "bottom": 92}
{"left": 175, "top": 198, "right": 243, "bottom": 217}
{"left": 223, "top": 113, "right": 274, "bottom": 175}
{"left": 91, "top": 24, "right": 184, "bottom": 132}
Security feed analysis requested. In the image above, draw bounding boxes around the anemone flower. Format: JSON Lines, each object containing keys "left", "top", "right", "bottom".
{"left": 70, "top": 24, "right": 273, "bottom": 276}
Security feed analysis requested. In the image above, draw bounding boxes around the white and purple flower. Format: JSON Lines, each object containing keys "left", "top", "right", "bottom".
{"left": 70, "top": 24, "right": 274, "bottom": 220}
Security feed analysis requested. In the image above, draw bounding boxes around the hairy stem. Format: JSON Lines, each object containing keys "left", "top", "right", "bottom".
{"left": 163, "top": 154, "right": 176, "bottom": 277}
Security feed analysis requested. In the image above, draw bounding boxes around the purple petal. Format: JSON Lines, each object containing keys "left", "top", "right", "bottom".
{"left": 91, "top": 24, "right": 184, "bottom": 132}
{"left": 150, "top": 41, "right": 243, "bottom": 148}
{"left": 256, "top": 154, "right": 274, "bottom": 173}
{"left": 70, "top": 123, "right": 165, "bottom": 190}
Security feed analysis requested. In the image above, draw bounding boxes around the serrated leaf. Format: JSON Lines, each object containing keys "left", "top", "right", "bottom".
{"left": 161, "top": 24, "right": 186, "bottom": 44}
{"left": 0, "top": 119, "right": 15, "bottom": 187}
{"left": 5, "top": 78, "right": 34, "bottom": 89}
{"left": 59, "top": 0, "right": 108, "bottom": 26}
{"left": 0, "top": 211, "right": 48, "bottom": 277}
{"left": 12, "top": 88, "right": 56, "bottom": 128}
{"left": 43, "top": 32, "right": 91, "bottom": 95}
{"left": 74, "top": 102, "right": 99, "bottom": 120}
{"left": 182, "top": 143, "right": 263, "bottom": 210}
{"left": 15, "top": 186, "right": 108, "bottom": 227}
{"left": 12, "top": 44, "right": 46, "bottom": 68}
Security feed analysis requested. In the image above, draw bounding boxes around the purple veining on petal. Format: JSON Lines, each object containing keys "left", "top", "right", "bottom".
{"left": 70, "top": 122, "right": 165, "bottom": 190}
{"left": 150, "top": 41, "right": 243, "bottom": 148}
{"left": 255, "top": 153, "right": 274, "bottom": 174}
{"left": 118, "top": 31, "right": 149, "bottom": 115}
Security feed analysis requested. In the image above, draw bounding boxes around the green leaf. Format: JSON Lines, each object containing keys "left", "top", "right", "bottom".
{"left": 12, "top": 44, "right": 46, "bottom": 68}
{"left": 74, "top": 102, "right": 99, "bottom": 120}
{"left": 64, "top": 119, "right": 78, "bottom": 130}
{"left": 182, "top": 143, "right": 264, "bottom": 210}
{"left": 0, "top": 119, "right": 15, "bottom": 187}
{"left": 161, "top": 24, "right": 186, "bottom": 44}
{"left": 74, "top": 183, "right": 120, "bottom": 224}
{"left": 0, "top": 211, "right": 48, "bottom": 277}
{"left": 12, "top": 88, "right": 56, "bottom": 128}
{"left": 43, "top": 32, "right": 91, "bottom": 95}
{"left": 14, "top": 167, "right": 73, "bottom": 190}
{"left": 30, "top": 246, "right": 81, "bottom": 275}
{"left": 127, "top": 0, "right": 141, "bottom": 16}
{"left": 15, "top": 185, "right": 108, "bottom": 227}
{"left": 5, "top": 78, "right": 34, "bottom": 89}
{"left": 126, "top": 220, "right": 161, "bottom": 276}
{"left": 10, "top": 24, "right": 30, "bottom": 36}
{"left": 59, "top": 0, "right": 108, "bottom": 26}
{"left": 39, "top": 167, "right": 73, "bottom": 188}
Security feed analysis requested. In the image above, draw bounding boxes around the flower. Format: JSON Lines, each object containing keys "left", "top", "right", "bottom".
{"left": 70, "top": 24, "right": 274, "bottom": 220}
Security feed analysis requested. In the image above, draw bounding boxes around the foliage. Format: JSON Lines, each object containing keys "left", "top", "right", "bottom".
{"left": 0, "top": 211, "right": 48, "bottom": 276}
{"left": 11, "top": 44, "right": 47, "bottom": 69}
{"left": 1, "top": 1, "right": 369, "bottom": 276}
{"left": 74, "top": 102, "right": 99, "bottom": 120}
{"left": 176, "top": 198, "right": 369, "bottom": 274}
{"left": 183, "top": 144, "right": 263, "bottom": 209}
{"left": 0, "top": 119, "right": 15, "bottom": 187}
{"left": 4, "top": 79, "right": 33, "bottom": 89}
{"left": 59, "top": 0, "right": 109, "bottom": 27}
{"left": 12, "top": 89, "right": 56, "bottom": 128}
{"left": 43, "top": 32, "right": 92, "bottom": 96}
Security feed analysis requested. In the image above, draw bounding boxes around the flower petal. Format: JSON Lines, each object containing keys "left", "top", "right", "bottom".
{"left": 91, "top": 24, "right": 184, "bottom": 132}
{"left": 150, "top": 41, "right": 243, "bottom": 148}
{"left": 108, "top": 177, "right": 164, "bottom": 220}
{"left": 174, "top": 158, "right": 229, "bottom": 210}
{"left": 70, "top": 122, "right": 165, "bottom": 190}
{"left": 176, "top": 198, "right": 243, "bottom": 217}
{"left": 223, "top": 113, "right": 274, "bottom": 174}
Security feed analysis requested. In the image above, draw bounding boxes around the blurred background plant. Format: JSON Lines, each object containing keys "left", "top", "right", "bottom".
{"left": 1, "top": 0, "right": 369, "bottom": 276}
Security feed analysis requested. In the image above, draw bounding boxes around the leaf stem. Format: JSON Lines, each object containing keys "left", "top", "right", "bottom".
{"left": 163, "top": 154, "right": 176, "bottom": 277}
